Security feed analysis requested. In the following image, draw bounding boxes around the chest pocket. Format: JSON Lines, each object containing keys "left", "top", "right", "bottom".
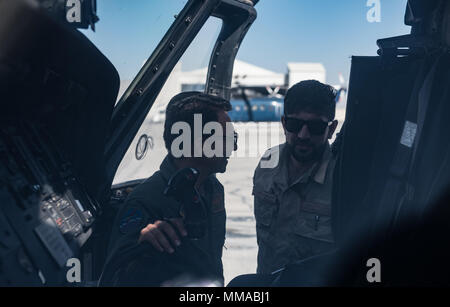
{"left": 253, "top": 187, "right": 278, "bottom": 228}
{"left": 294, "top": 197, "right": 334, "bottom": 243}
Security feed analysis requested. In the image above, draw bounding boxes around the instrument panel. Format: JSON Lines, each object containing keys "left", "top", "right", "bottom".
{"left": 0, "top": 123, "right": 97, "bottom": 286}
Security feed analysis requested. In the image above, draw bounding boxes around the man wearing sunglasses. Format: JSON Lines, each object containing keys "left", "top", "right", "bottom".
{"left": 253, "top": 80, "right": 339, "bottom": 275}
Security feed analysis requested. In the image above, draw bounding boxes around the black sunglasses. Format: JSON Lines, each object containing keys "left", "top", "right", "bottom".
{"left": 285, "top": 117, "right": 332, "bottom": 135}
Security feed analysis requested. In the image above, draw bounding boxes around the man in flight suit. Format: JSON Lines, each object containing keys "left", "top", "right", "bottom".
{"left": 253, "top": 80, "right": 339, "bottom": 275}
{"left": 102, "top": 92, "right": 236, "bottom": 286}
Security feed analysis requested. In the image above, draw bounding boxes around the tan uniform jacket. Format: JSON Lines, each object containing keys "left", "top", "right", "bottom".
{"left": 253, "top": 143, "right": 336, "bottom": 274}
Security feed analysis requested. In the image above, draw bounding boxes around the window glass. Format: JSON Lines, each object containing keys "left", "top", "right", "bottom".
{"left": 113, "top": 17, "right": 223, "bottom": 184}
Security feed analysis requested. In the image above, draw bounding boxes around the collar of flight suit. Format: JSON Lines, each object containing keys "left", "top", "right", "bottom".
{"left": 157, "top": 155, "right": 225, "bottom": 281}
{"left": 271, "top": 142, "right": 333, "bottom": 192}
{"left": 159, "top": 155, "right": 224, "bottom": 212}
{"left": 159, "top": 155, "right": 180, "bottom": 183}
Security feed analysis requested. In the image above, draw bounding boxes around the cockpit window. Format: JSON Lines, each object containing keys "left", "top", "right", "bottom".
{"left": 81, "top": 0, "right": 188, "bottom": 96}
{"left": 112, "top": 17, "right": 223, "bottom": 185}
{"left": 80, "top": 1, "right": 223, "bottom": 184}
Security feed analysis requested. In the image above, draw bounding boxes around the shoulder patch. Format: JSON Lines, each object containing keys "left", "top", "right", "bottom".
{"left": 261, "top": 146, "right": 281, "bottom": 161}
{"left": 119, "top": 207, "right": 146, "bottom": 235}
{"left": 261, "top": 149, "right": 273, "bottom": 161}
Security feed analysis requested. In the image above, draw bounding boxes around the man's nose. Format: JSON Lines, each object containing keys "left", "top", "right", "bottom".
{"left": 297, "top": 124, "right": 310, "bottom": 139}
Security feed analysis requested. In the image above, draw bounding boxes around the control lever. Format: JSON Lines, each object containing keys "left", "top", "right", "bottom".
{"left": 164, "top": 168, "right": 207, "bottom": 240}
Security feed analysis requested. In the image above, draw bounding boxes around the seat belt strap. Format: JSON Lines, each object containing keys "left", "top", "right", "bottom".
{"left": 393, "top": 56, "right": 441, "bottom": 224}
{"left": 370, "top": 57, "right": 437, "bottom": 238}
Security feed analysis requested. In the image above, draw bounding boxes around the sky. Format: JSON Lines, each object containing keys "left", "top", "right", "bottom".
{"left": 83, "top": 0, "right": 410, "bottom": 85}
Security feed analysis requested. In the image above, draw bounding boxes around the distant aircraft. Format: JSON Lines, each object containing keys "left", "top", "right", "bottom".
{"left": 228, "top": 74, "right": 348, "bottom": 123}
{"left": 228, "top": 85, "right": 285, "bottom": 122}
{"left": 334, "top": 73, "right": 348, "bottom": 104}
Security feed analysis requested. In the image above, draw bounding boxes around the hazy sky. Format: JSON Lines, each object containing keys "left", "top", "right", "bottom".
{"left": 83, "top": 0, "right": 410, "bottom": 85}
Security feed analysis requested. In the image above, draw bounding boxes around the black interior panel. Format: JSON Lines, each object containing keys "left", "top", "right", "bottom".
{"left": 0, "top": 0, "right": 120, "bottom": 202}
{"left": 333, "top": 56, "right": 423, "bottom": 243}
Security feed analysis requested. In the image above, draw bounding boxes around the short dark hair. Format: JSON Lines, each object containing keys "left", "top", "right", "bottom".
{"left": 284, "top": 80, "right": 337, "bottom": 120}
{"left": 163, "top": 92, "right": 232, "bottom": 154}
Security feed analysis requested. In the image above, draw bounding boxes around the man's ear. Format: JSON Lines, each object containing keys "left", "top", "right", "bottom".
{"left": 328, "top": 120, "right": 338, "bottom": 139}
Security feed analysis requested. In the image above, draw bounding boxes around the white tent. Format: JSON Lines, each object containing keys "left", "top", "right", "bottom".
{"left": 287, "top": 62, "right": 326, "bottom": 87}
{"left": 117, "top": 60, "right": 329, "bottom": 115}
{"left": 180, "top": 59, "right": 285, "bottom": 88}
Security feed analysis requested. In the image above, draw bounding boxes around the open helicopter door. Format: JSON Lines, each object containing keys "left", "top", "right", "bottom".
{"left": 330, "top": 0, "right": 450, "bottom": 285}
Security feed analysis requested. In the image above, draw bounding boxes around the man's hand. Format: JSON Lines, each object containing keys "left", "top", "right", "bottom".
{"left": 138, "top": 218, "right": 187, "bottom": 253}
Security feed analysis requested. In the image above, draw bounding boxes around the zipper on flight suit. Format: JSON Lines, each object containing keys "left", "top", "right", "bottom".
{"left": 315, "top": 215, "right": 320, "bottom": 231}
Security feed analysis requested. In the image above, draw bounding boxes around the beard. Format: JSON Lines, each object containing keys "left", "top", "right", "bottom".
{"left": 286, "top": 140, "right": 327, "bottom": 164}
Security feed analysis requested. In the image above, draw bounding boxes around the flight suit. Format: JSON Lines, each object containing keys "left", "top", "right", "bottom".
{"left": 253, "top": 143, "right": 336, "bottom": 274}
{"left": 103, "top": 155, "right": 226, "bottom": 286}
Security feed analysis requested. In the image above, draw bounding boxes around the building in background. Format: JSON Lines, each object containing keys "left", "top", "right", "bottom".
{"left": 180, "top": 60, "right": 285, "bottom": 91}
{"left": 119, "top": 60, "right": 329, "bottom": 98}
{"left": 117, "top": 60, "right": 335, "bottom": 122}
{"left": 287, "top": 62, "right": 326, "bottom": 87}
